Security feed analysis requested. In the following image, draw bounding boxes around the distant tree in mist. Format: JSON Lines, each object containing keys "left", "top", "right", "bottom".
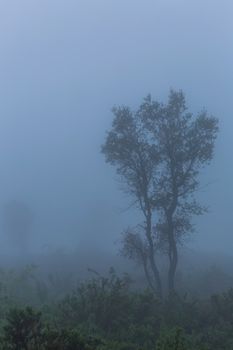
{"left": 3, "top": 200, "right": 34, "bottom": 255}
{"left": 102, "top": 90, "right": 218, "bottom": 297}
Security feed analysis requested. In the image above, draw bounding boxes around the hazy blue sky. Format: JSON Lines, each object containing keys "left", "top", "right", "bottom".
{"left": 0, "top": 0, "right": 232, "bottom": 256}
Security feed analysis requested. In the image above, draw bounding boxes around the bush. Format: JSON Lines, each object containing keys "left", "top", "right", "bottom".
{"left": 2, "top": 307, "right": 42, "bottom": 349}
{"left": 156, "top": 328, "right": 189, "bottom": 350}
{"left": 1, "top": 271, "right": 233, "bottom": 349}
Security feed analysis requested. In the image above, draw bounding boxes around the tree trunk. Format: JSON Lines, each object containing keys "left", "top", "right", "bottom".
{"left": 145, "top": 212, "right": 162, "bottom": 298}
{"left": 167, "top": 213, "right": 178, "bottom": 294}
{"left": 142, "top": 260, "right": 157, "bottom": 294}
{"left": 148, "top": 248, "right": 162, "bottom": 298}
{"left": 168, "top": 240, "right": 178, "bottom": 293}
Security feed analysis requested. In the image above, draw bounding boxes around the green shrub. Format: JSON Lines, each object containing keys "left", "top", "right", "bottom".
{"left": 156, "top": 328, "right": 189, "bottom": 350}
{"left": 2, "top": 306, "right": 42, "bottom": 349}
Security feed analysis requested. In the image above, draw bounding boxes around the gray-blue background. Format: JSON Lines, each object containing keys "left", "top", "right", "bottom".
{"left": 0, "top": 0, "right": 231, "bottom": 258}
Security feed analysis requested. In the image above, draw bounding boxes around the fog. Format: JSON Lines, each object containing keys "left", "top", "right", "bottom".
{"left": 0, "top": 0, "right": 232, "bottom": 265}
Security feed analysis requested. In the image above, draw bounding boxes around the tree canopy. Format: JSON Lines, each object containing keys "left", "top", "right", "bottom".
{"left": 102, "top": 90, "right": 218, "bottom": 296}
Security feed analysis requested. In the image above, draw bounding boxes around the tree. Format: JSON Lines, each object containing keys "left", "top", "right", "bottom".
{"left": 102, "top": 106, "right": 162, "bottom": 297}
{"left": 139, "top": 90, "right": 218, "bottom": 293}
{"left": 102, "top": 90, "right": 218, "bottom": 296}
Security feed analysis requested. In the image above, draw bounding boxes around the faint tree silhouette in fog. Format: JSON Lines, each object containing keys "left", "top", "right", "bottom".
{"left": 3, "top": 200, "right": 34, "bottom": 256}
{"left": 102, "top": 90, "right": 218, "bottom": 296}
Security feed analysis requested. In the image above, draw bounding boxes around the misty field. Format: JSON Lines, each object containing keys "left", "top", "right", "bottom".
{"left": 0, "top": 263, "right": 232, "bottom": 349}
{"left": 0, "top": 0, "right": 232, "bottom": 349}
